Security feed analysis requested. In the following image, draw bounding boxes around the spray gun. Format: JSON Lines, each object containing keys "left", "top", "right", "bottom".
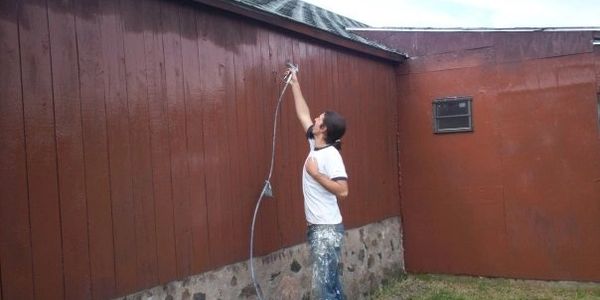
{"left": 283, "top": 61, "right": 299, "bottom": 84}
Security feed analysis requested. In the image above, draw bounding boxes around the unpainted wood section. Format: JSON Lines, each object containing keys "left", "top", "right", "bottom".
{"left": 160, "top": 0, "right": 193, "bottom": 278}
{"left": 142, "top": 0, "right": 177, "bottom": 284}
{"left": 0, "top": 0, "right": 34, "bottom": 298}
{"left": 19, "top": 0, "right": 64, "bottom": 298}
{"left": 47, "top": 1, "right": 92, "bottom": 298}
{"left": 74, "top": 0, "right": 117, "bottom": 297}
{"left": 99, "top": 0, "right": 137, "bottom": 294}
{"left": 180, "top": 5, "right": 210, "bottom": 273}
{"left": 120, "top": 0, "right": 159, "bottom": 290}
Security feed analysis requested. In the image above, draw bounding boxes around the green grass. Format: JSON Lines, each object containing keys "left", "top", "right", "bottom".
{"left": 370, "top": 274, "right": 600, "bottom": 300}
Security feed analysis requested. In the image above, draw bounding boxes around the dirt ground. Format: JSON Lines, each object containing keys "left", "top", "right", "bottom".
{"left": 370, "top": 274, "right": 600, "bottom": 300}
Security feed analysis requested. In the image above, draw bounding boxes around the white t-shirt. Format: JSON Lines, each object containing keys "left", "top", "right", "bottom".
{"left": 302, "top": 126, "right": 348, "bottom": 225}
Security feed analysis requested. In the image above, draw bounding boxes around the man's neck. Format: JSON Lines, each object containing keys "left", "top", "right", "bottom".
{"left": 314, "top": 134, "right": 328, "bottom": 148}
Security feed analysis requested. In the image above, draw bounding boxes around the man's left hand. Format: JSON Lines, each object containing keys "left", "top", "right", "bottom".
{"left": 305, "top": 157, "right": 319, "bottom": 177}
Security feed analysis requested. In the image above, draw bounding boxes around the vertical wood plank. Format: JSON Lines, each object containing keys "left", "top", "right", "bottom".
{"left": 273, "top": 33, "right": 295, "bottom": 248}
{"left": 252, "top": 27, "right": 270, "bottom": 252}
{"left": 19, "top": 0, "right": 64, "bottom": 298}
{"left": 227, "top": 19, "right": 245, "bottom": 262}
{"left": 142, "top": 0, "right": 177, "bottom": 282}
{"left": 252, "top": 27, "right": 281, "bottom": 251}
{"left": 381, "top": 61, "right": 397, "bottom": 218}
{"left": 161, "top": 0, "right": 192, "bottom": 277}
{"left": 374, "top": 61, "right": 385, "bottom": 218}
{"left": 355, "top": 55, "right": 367, "bottom": 224}
{"left": 387, "top": 62, "right": 402, "bottom": 216}
{"left": 338, "top": 51, "right": 360, "bottom": 227}
{"left": 255, "top": 30, "right": 285, "bottom": 255}
{"left": 285, "top": 38, "right": 304, "bottom": 246}
{"left": 142, "top": 0, "right": 177, "bottom": 283}
{"left": 277, "top": 33, "right": 294, "bottom": 249}
{"left": 218, "top": 14, "right": 240, "bottom": 265}
{"left": 361, "top": 58, "right": 376, "bottom": 221}
{"left": 47, "top": 0, "right": 92, "bottom": 298}
{"left": 99, "top": 0, "right": 137, "bottom": 294}
{"left": 356, "top": 57, "right": 370, "bottom": 224}
{"left": 196, "top": 11, "right": 236, "bottom": 267}
{"left": 232, "top": 21, "right": 254, "bottom": 259}
{"left": 180, "top": 4, "right": 210, "bottom": 273}
{"left": 120, "top": 0, "right": 159, "bottom": 289}
{"left": 74, "top": 0, "right": 117, "bottom": 297}
{"left": 0, "top": 0, "right": 34, "bottom": 298}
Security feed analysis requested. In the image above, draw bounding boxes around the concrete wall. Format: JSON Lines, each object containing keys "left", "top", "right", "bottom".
{"left": 357, "top": 30, "right": 600, "bottom": 282}
{"left": 116, "top": 217, "right": 404, "bottom": 299}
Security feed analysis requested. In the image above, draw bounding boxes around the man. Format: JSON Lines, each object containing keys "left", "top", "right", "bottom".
{"left": 288, "top": 69, "right": 348, "bottom": 300}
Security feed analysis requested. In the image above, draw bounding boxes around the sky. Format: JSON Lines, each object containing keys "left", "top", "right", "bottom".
{"left": 302, "top": 0, "right": 600, "bottom": 28}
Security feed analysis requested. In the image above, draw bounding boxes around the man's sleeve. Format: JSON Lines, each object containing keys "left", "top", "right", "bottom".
{"left": 325, "top": 152, "right": 347, "bottom": 181}
{"left": 306, "top": 125, "right": 314, "bottom": 140}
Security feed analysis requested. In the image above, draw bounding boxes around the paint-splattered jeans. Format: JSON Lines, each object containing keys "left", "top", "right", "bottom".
{"left": 307, "top": 223, "right": 345, "bottom": 300}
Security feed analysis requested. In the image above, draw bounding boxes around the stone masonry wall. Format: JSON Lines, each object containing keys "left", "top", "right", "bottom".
{"left": 116, "top": 217, "right": 404, "bottom": 300}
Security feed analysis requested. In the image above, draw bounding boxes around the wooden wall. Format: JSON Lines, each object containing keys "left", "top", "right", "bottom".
{"left": 0, "top": 0, "right": 401, "bottom": 298}
{"left": 360, "top": 30, "right": 600, "bottom": 282}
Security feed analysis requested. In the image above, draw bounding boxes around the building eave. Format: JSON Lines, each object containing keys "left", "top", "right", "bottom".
{"left": 190, "top": 0, "right": 408, "bottom": 63}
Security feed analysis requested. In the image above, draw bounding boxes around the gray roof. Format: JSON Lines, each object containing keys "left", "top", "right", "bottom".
{"left": 229, "top": 0, "right": 406, "bottom": 57}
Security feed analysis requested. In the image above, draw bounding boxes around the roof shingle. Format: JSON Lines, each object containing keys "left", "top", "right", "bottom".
{"left": 229, "top": 0, "right": 406, "bottom": 57}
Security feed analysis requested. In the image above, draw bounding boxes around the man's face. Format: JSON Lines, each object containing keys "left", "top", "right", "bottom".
{"left": 313, "top": 113, "right": 326, "bottom": 134}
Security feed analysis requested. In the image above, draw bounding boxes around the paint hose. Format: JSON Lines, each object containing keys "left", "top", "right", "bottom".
{"left": 249, "top": 62, "right": 298, "bottom": 300}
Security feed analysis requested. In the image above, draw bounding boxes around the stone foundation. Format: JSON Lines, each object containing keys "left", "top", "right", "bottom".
{"left": 116, "top": 217, "right": 404, "bottom": 300}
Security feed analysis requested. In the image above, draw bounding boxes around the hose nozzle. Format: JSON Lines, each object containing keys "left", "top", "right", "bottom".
{"left": 283, "top": 61, "right": 299, "bottom": 83}
{"left": 286, "top": 62, "right": 299, "bottom": 74}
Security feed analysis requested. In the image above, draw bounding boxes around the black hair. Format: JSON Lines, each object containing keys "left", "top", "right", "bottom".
{"left": 321, "top": 111, "right": 346, "bottom": 150}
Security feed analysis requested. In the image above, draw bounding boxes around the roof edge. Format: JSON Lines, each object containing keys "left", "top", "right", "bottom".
{"left": 190, "top": 0, "right": 407, "bottom": 63}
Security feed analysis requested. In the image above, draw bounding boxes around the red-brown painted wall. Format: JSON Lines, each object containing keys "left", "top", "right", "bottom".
{"left": 359, "top": 30, "right": 600, "bottom": 282}
{"left": 0, "top": 0, "right": 400, "bottom": 298}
